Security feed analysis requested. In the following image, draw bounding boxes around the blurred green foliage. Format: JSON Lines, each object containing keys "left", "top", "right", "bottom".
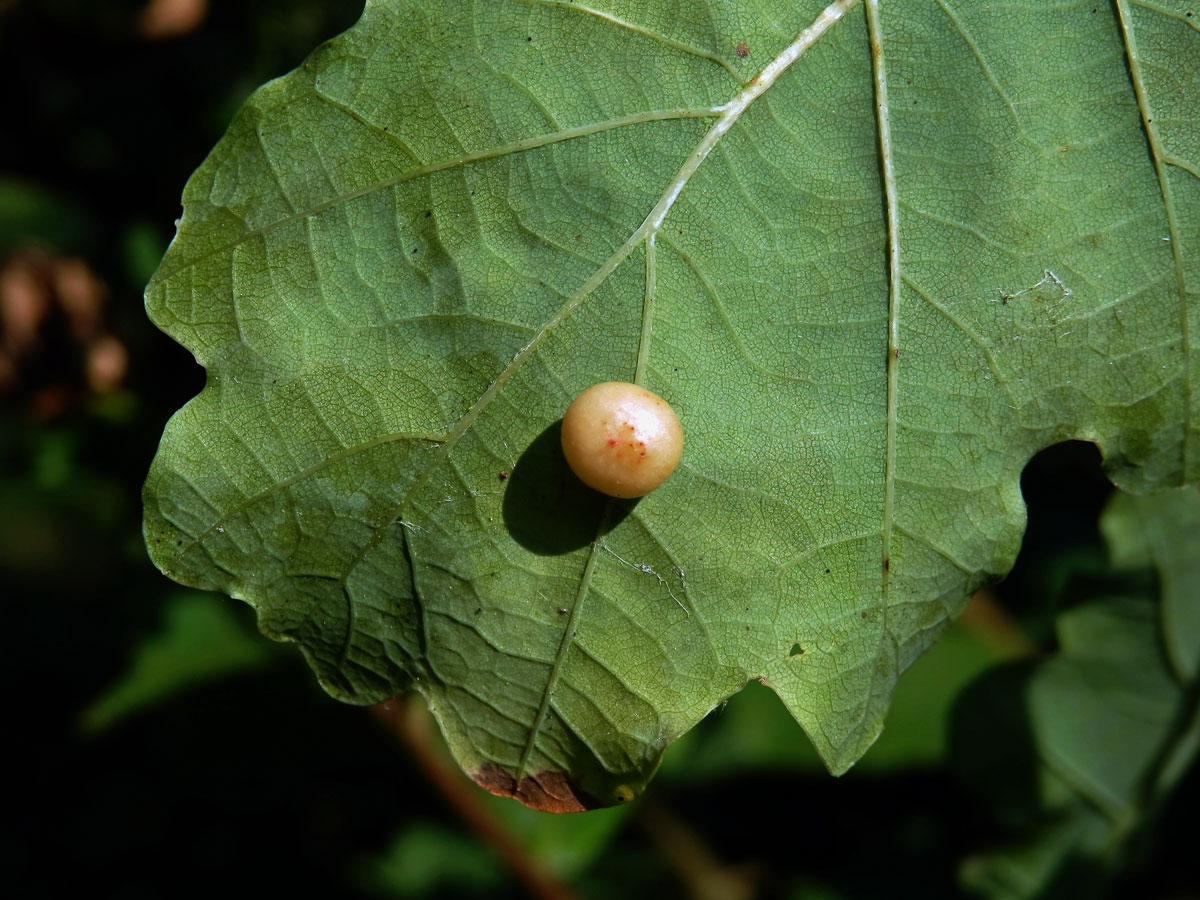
{"left": 3, "top": 3, "right": 1196, "bottom": 899}
{"left": 79, "top": 590, "right": 281, "bottom": 733}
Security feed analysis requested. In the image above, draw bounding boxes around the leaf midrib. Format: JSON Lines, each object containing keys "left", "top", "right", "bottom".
{"left": 1115, "top": 0, "right": 1195, "bottom": 477}
{"left": 864, "top": 0, "right": 901, "bottom": 753}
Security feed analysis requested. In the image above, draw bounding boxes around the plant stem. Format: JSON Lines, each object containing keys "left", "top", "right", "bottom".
{"left": 370, "top": 698, "right": 579, "bottom": 900}
{"left": 637, "top": 798, "right": 759, "bottom": 900}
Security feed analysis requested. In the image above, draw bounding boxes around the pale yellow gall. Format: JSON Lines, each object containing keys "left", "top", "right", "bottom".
{"left": 560, "top": 381, "right": 683, "bottom": 499}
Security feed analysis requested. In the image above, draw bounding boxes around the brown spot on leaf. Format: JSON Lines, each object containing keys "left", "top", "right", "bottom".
{"left": 736, "top": 41, "right": 749, "bottom": 58}
{"left": 472, "top": 762, "right": 593, "bottom": 813}
{"left": 883, "top": 556, "right": 890, "bottom": 573}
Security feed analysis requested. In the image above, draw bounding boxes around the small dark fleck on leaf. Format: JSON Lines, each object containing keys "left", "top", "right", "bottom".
{"left": 736, "top": 41, "right": 749, "bottom": 58}
{"left": 498, "top": 471, "right": 507, "bottom": 481}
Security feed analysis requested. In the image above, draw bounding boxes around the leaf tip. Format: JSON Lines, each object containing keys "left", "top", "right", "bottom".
{"left": 471, "top": 762, "right": 630, "bottom": 813}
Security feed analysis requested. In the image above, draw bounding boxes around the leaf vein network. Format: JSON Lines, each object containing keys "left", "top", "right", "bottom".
{"left": 932, "top": 0, "right": 1021, "bottom": 128}
{"left": 900, "top": 273, "right": 1018, "bottom": 407}
{"left": 173, "top": 429, "right": 448, "bottom": 560}
{"left": 515, "top": 0, "right": 747, "bottom": 83}
{"left": 172, "top": 0, "right": 863, "bottom": 783}
{"left": 1115, "top": 0, "right": 1194, "bottom": 476}
{"left": 150, "top": 108, "right": 718, "bottom": 287}
{"left": 1131, "top": 0, "right": 1200, "bottom": 33}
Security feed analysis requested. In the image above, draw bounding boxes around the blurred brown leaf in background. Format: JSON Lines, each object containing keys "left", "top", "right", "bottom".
{"left": 138, "top": 0, "right": 209, "bottom": 40}
{"left": 0, "top": 249, "right": 128, "bottom": 418}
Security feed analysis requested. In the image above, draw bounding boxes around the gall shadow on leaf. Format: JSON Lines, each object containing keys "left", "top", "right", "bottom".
{"left": 502, "top": 420, "right": 634, "bottom": 555}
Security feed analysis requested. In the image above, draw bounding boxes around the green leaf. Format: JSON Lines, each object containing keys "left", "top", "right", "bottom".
{"left": 0, "top": 176, "right": 89, "bottom": 253}
{"left": 660, "top": 616, "right": 1007, "bottom": 780}
{"left": 357, "top": 822, "right": 507, "bottom": 898}
{"left": 1102, "top": 487, "right": 1200, "bottom": 682}
{"left": 482, "top": 790, "right": 631, "bottom": 880}
{"left": 143, "top": 0, "right": 1200, "bottom": 807}
{"left": 955, "top": 488, "right": 1200, "bottom": 899}
{"left": 81, "top": 591, "right": 279, "bottom": 733}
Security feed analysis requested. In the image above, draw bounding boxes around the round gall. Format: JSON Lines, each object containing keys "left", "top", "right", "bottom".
{"left": 560, "top": 382, "right": 683, "bottom": 499}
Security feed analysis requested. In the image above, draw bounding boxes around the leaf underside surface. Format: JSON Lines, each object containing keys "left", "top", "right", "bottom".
{"left": 144, "top": 0, "right": 1199, "bottom": 809}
